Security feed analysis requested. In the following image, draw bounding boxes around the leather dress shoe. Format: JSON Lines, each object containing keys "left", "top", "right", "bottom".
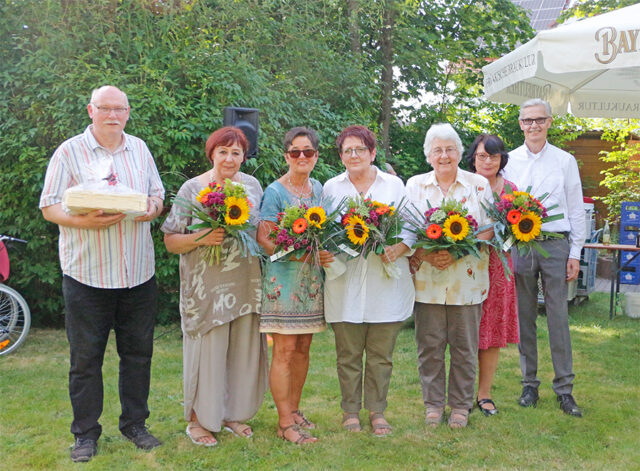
{"left": 518, "top": 386, "right": 539, "bottom": 407}
{"left": 557, "top": 394, "right": 582, "bottom": 417}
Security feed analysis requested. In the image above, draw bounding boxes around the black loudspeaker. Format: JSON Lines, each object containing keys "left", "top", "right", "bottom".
{"left": 223, "top": 107, "right": 259, "bottom": 159}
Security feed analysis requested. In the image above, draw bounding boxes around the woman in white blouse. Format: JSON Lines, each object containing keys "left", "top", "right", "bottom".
{"left": 323, "top": 125, "right": 415, "bottom": 436}
{"left": 406, "top": 123, "right": 493, "bottom": 429}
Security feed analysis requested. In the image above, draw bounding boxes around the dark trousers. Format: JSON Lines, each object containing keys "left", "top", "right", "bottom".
{"left": 63, "top": 275, "right": 158, "bottom": 440}
{"left": 512, "top": 238, "right": 574, "bottom": 395}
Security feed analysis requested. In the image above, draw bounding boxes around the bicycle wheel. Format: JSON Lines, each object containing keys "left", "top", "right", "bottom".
{"left": 0, "top": 283, "right": 31, "bottom": 356}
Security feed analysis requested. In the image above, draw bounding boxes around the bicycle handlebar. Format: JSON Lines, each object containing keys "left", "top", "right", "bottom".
{"left": 0, "top": 235, "right": 27, "bottom": 244}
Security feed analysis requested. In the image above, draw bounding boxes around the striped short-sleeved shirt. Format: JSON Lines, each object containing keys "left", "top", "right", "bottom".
{"left": 40, "top": 125, "right": 165, "bottom": 289}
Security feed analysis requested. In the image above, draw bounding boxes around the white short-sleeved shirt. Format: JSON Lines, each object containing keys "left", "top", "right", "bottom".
{"left": 322, "top": 167, "right": 415, "bottom": 323}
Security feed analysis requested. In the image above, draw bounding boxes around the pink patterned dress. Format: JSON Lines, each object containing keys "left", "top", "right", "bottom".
{"left": 478, "top": 180, "right": 520, "bottom": 350}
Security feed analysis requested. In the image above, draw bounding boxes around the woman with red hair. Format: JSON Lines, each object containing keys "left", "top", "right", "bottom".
{"left": 162, "top": 127, "right": 267, "bottom": 447}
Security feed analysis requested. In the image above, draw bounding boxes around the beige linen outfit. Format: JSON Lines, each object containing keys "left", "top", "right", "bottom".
{"left": 161, "top": 173, "right": 268, "bottom": 432}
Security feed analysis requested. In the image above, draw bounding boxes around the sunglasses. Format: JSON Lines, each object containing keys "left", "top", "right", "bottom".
{"left": 287, "top": 149, "right": 317, "bottom": 158}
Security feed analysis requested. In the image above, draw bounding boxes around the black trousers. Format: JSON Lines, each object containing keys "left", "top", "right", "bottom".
{"left": 62, "top": 275, "right": 158, "bottom": 440}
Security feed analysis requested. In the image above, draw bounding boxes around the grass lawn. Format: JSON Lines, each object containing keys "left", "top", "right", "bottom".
{"left": 1, "top": 292, "right": 639, "bottom": 470}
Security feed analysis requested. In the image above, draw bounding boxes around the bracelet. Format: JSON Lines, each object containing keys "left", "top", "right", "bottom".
{"left": 151, "top": 200, "right": 159, "bottom": 215}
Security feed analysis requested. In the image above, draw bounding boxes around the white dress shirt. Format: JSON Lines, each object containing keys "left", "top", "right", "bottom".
{"left": 322, "top": 167, "right": 415, "bottom": 323}
{"left": 406, "top": 169, "right": 492, "bottom": 306}
{"left": 503, "top": 141, "right": 585, "bottom": 260}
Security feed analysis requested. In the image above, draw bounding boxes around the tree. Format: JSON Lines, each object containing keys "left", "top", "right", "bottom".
{"left": 0, "top": 0, "right": 537, "bottom": 325}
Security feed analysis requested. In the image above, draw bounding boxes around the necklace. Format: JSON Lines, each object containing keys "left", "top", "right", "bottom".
{"left": 288, "top": 173, "right": 311, "bottom": 199}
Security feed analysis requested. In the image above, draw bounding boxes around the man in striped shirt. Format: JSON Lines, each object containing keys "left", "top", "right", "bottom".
{"left": 40, "top": 85, "right": 165, "bottom": 463}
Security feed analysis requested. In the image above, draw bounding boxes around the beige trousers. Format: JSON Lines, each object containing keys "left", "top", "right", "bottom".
{"left": 183, "top": 314, "right": 268, "bottom": 432}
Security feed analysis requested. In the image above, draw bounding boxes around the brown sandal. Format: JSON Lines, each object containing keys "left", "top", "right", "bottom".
{"left": 277, "top": 424, "right": 317, "bottom": 444}
{"left": 369, "top": 412, "right": 392, "bottom": 437}
{"left": 448, "top": 409, "right": 469, "bottom": 429}
{"left": 342, "top": 412, "right": 362, "bottom": 432}
{"left": 293, "top": 410, "right": 316, "bottom": 430}
{"left": 425, "top": 407, "right": 444, "bottom": 427}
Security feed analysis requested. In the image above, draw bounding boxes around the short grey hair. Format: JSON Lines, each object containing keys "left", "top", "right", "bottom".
{"left": 519, "top": 98, "right": 552, "bottom": 118}
{"left": 90, "top": 86, "right": 129, "bottom": 107}
{"left": 423, "top": 123, "right": 464, "bottom": 164}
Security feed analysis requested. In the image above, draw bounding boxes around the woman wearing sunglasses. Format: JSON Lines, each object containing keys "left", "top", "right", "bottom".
{"left": 257, "top": 127, "right": 333, "bottom": 444}
{"left": 464, "top": 134, "right": 519, "bottom": 417}
{"left": 322, "top": 125, "right": 415, "bottom": 436}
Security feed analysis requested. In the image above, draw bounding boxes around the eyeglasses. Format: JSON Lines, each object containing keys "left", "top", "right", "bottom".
{"left": 475, "top": 153, "right": 501, "bottom": 162}
{"left": 341, "top": 146, "right": 369, "bottom": 157}
{"left": 430, "top": 147, "right": 458, "bottom": 157}
{"left": 92, "top": 104, "right": 129, "bottom": 115}
{"left": 520, "top": 117, "right": 550, "bottom": 126}
{"left": 287, "top": 148, "right": 317, "bottom": 159}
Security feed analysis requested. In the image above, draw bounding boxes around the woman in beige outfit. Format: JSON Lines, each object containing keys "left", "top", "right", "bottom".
{"left": 162, "top": 127, "right": 268, "bottom": 446}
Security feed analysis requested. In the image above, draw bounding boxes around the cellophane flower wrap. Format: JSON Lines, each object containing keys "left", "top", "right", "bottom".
{"left": 173, "top": 178, "right": 261, "bottom": 265}
{"left": 269, "top": 203, "right": 340, "bottom": 266}
{"left": 481, "top": 185, "right": 564, "bottom": 258}
{"left": 334, "top": 196, "right": 405, "bottom": 278}
{"left": 407, "top": 198, "right": 486, "bottom": 260}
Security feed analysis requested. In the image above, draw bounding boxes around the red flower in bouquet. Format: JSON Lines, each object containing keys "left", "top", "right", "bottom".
{"left": 426, "top": 223, "right": 442, "bottom": 239}
{"left": 506, "top": 209, "right": 522, "bottom": 224}
{"left": 292, "top": 218, "right": 308, "bottom": 234}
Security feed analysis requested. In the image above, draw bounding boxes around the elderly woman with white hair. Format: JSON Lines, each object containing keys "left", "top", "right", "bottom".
{"left": 406, "top": 123, "right": 493, "bottom": 429}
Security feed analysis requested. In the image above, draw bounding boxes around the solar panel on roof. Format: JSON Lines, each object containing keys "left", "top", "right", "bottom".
{"left": 511, "top": 0, "right": 569, "bottom": 30}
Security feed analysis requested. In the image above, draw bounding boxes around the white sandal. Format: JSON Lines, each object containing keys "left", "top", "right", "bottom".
{"left": 186, "top": 422, "right": 218, "bottom": 447}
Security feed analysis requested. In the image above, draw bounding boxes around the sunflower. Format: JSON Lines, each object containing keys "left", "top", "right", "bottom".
{"left": 506, "top": 209, "right": 522, "bottom": 224}
{"left": 304, "top": 206, "right": 327, "bottom": 228}
{"left": 426, "top": 223, "right": 442, "bottom": 239}
{"left": 224, "top": 196, "right": 250, "bottom": 225}
{"left": 442, "top": 214, "right": 470, "bottom": 241}
{"left": 512, "top": 211, "right": 542, "bottom": 242}
{"left": 292, "top": 218, "right": 308, "bottom": 234}
{"left": 345, "top": 215, "right": 369, "bottom": 245}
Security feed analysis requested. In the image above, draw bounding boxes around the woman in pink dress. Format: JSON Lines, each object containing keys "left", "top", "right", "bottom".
{"left": 465, "top": 134, "right": 519, "bottom": 416}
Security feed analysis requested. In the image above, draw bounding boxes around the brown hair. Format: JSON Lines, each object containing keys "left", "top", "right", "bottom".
{"left": 336, "top": 125, "right": 376, "bottom": 153}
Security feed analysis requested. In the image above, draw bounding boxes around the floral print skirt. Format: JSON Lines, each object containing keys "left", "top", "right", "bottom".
{"left": 260, "top": 260, "right": 326, "bottom": 334}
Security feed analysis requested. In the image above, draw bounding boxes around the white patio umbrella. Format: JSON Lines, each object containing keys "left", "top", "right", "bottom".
{"left": 482, "top": 3, "right": 640, "bottom": 118}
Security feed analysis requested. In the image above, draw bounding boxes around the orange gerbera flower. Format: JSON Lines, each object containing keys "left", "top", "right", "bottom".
{"left": 502, "top": 194, "right": 515, "bottom": 202}
{"left": 506, "top": 209, "right": 522, "bottom": 224}
{"left": 426, "top": 223, "right": 442, "bottom": 239}
{"left": 292, "top": 218, "right": 308, "bottom": 234}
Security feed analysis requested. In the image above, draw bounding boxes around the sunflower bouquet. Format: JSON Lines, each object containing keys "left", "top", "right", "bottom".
{"left": 174, "top": 178, "right": 260, "bottom": 265}
{"left": 482, "top": 186, "right": 564, "bottom": 257}
{"left": 336, "top": 196, "right": 405, "bottom": 278}
{"left": 269, "top": 203, "right": 339, "bottom": 266}
{"left": 407, "top": 199, "right": 486, "bottom": 260}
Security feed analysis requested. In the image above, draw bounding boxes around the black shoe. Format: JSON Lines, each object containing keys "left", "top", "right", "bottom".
{"left": 122, "top": 424, "right": 162, "bottom": 450}
{"left": 518, "top": 386, "right": 539, "bottom": 407}
{"left": 557, "top": 394, "right": 583, "bottom": 417}
{"left": 477, "top": 398, "right": 499, "bottom": 416}
{"left": 70, "top": 437, "right": 97, "bottom": 463}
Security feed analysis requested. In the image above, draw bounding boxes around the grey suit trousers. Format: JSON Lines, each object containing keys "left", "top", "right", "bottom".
{"left": 512, "top": 238, "right": 575, "bottom": 395}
